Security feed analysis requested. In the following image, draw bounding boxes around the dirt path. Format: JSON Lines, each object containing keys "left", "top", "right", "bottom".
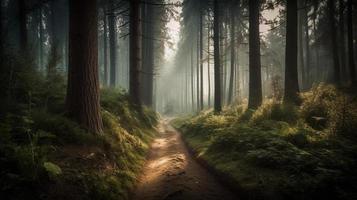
{"left": 132, "top": 119, "right": 238, "bottom": 200}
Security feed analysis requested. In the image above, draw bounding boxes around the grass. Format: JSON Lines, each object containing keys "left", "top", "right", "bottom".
{"left": 172, "top": 84, "right": 357, "bottom": 200}
{"left": 0, "top": 67, "right": 158, "bottom": 200}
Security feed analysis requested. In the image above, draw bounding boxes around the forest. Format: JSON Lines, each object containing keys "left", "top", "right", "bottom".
{"left": 0, "top": 0, "right": 357, "bottom": 200}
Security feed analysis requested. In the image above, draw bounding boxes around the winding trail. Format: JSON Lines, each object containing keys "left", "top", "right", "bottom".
{"left": 132, "top": 119, "right": 238, "bottom": 200}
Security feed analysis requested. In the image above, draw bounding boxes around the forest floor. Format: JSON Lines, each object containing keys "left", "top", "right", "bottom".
{"left": 131, "top": 119, "right": 237, "bottom": 200}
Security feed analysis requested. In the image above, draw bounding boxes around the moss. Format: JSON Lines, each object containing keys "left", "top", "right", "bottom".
{"left": 0, "top": 88, "right": 157, "bottom": 200}
{"left": 173, "top": 86, "right": 357, "bottom": 200}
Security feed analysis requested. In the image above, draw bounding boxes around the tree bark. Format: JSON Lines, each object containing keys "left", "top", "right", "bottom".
{"left": 228, "top": 3, "right": 237, "bottom": 105}
{"left": 108, "top": 0, "right": 117, "bottom": 87}
{"left": 312, "top": 0, "right": 320, "bottom": 82}
{"left": 284, "top": 0, "right": 300, "bottom": 104}
{"left": 129, "top": 0, "right": 141, "bottom": 105}
{"left": 339, "top": 0, "right": 347, "bottom": 80}
{"left": 18, "top": 0, "right": 27, "bottom": 51}
{"left": 0, "top": 0, "right": 3, "bottom": 55}
{"left": 66, "top": 0, "right": 103, "bottom": 134}
{"left": 213, "top": 0, "right": 222, "bottom": 113}
{"left": 191, "top": 44, "right": 195, "bottom": 110}
{"left": 48, "top": 0, "right": 61, "bottom": 75}
{"left": 298, "top": 0, "right": 305, "bottom": 89}
{"left": 248, "top": 0, "right": 262, "bottom": 109}
{"left": 196, "top": 21, "right": 200, "bottom": 111}
{"left": 207, "top": 18, "right": 211, "bottom": 108}
{"left": 39, "top": 7, "right": 44, "bottom": 69}
{"left": 145, "top": 2, "right": 155, "bottom": 107}
{"left": 303, "top": 1, "right": 310, "bottom": 88}
{"left": 199, "top": 9, "right": 204, "bottom": 110}
{"left": 328, "top": 0, "right": 341, "bottom": 84}
{"left": 103, "top": 7, "right": 108, "bottom": 86}
{"left": 141, "top": 0, "right": 154, "bottom": 107}
{"left": 347, "top": 0, "right": 356, "bottom": 84}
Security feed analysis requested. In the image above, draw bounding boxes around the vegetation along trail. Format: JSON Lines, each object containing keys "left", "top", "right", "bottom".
{"left": 132, "top": 119, "right": 237, "bottom": 200}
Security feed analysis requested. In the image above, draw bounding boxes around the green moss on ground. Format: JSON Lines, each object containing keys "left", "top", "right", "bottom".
{"left": 0, "top": 87, "right": 157, "bottom": 200}
{"left": 172, "top": 84, "right": 357, "bottom": 200}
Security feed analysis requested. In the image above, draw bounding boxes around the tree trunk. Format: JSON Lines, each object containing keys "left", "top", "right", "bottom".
{"left": 248, "top": 0, "right": 262, "bottom": 109}
{"left": 108, "top": 0, "right": 117, "bottom": 87}
{"left": 328, "top": 0, "right": 341, "bottom": 84}
{"left": 103, "top": 7, "right": 108, "bottom": 86}
{"left": 284, "top": 0, "right": 300, "bottom": 104}
{"left": 213, "top": 0, "right": 222, "bottom": 113}
{"left": 146, "top": 3, "right": 154, "bottom": 107}
{"left": 207, "top": 18, "right": 211, "bottom": 108}
{"left": 312, "top": 1, "right": 320, "bottom": 82}
{"left": 39, "top": 7, "right": 44, "bottom": 70}
{"left": 221, "top": 15, "right": 228, "bottom": 105}
{"left": 196, "top": 22, "right": 200, "bottom": 111}
{"left": 298, "top": 0, "right": 305, "bottom": 89}
{"left": 199, "top": 9, "right": 204, "bottom": 110}
{"left": 66, "top": 0, "right": 103, "bottom": 134}
{"left": 48, "top": 0, "right": 60, "bottom": 75}
{"left": 347, "top": 0, "right": 356, "bottom": 84}
{"left": 303, "top": 2, "right": 311, "bottom": 88}
{"left": 0, "top": 0, "right": 3, "bottom": 55}
{"left": 129, "top": 0, "right": 141, "bottom": 105}
{"left": 141, "top": 1, "right": 154, "bottom": 107}
{"left": 191, "top": 44, "right": 195, "bottom": 110}
{"left": 228, "top": 4, "right": 236, "bottom": 104}
{"left": 339, "top": 0, "right": 347, "bottom": 81}
{"left": 18, "top": 0, "right": 27, "bottom": 51}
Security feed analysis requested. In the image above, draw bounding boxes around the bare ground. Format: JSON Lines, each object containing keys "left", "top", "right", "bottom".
{"left": 132, "top": 119, "right": 238, "bottom": 200}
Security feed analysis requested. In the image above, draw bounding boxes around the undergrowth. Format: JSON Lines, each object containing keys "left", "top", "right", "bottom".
{"left": 172, "top": 83, "right": 357, "bottom": 200}
{"left": 0, "top": 55, "right": 158, "bottom": 200}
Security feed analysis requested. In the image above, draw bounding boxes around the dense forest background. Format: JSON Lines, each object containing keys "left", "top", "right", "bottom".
{"left": 0, "top": 0, "right": 357, "bottom": 199}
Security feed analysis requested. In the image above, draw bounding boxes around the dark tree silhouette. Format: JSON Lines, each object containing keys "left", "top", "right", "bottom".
{"left": 199, "top": 8, "right": 204, "bottom": 110}
{"left": 198, "top": 6, "right": 204, "bottom": 110}
{"left": 129, "top": 0, "right": 141, "bottom": 105}
{"left": 248, "top": 0, "right": 262, "bottom": 109}
{"left": 103, "top": 6, "right": 108, "bottom": 86}
{"left": 141, "top": 1, "right": 155, "bottom": 107}
{"left": 0, "top": 0, "right": 3, "bottom": 55}
{"left": 213, "top": 0, "right": 222, "bottom": 113}
{"left": 207, "top": 19, "right": 211, "bottom": 107}
{"left": 228, "top": 1, "right": 238, "bottom": 104}
{"left": 284, "top": 0, "right": 300, "bottom": 104}
{"left": 108, "top": 0, "right": 117, "bottom": 87}
{"left": 66, "top": 0, "right": 103, "bottom": 134}
{"left": 339, "top": 0, "right": 347, "bottom": 79}
{"left": 18, "top": 0, "right": 27, "bottom": 51}
{"left": 347, "top": 0, "right": 356, "bottom": 85}
{"left": 328, "top": 0, "right": 341, "bottom": 84}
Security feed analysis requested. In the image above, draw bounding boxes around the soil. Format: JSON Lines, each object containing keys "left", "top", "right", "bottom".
{"left": 132, "top": 119, "right": 238, "bottom": 200}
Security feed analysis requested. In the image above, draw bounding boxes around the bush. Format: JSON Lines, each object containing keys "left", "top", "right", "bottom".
{"left": 101, "top": 88, "right": 158, "bottom": 130}
{"left": 174, "top": 85, "right": 357, "bottom": 199}
{"left": 301, "top": 83, "right": 357, "bottom": 136}
{"left": 0, "top": 53, "right": 159, "bottom": 200}
{"left": 250, "top": 100, "right": 299, "bottom": 125}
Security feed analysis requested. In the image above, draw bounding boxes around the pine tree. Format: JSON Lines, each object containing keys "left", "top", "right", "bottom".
{"left": 284, "top": 0, "right": 300, "bottom": 104}
{"left": 66, "top": 0, "right": 103, "bottom": 134}
{"left": 248, "top": 0, "right": 262, "bottom": 109}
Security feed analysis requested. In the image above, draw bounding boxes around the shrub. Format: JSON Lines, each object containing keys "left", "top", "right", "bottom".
{"left": 301, "top": 83, "right": 357, "bottom": 136}
{"left": 250, "top": 100, "right": 299, "bottom": 125}
{"left": 300, "top": 83, "right": 338, "bottom": 130}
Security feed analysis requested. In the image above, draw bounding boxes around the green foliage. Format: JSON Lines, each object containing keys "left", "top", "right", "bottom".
{"left": 301, "top": 83, "right": 357, "bottom": 136}
{"left": 0, "top": 56, "right": 158, "bottom": 200}
{"left": 250, "top": 100, "right": 299, "bottom": 125}
{"left": 301, "top": 83, "right": 338, "bottom": 130}
{"left": 43, "top": 162, "right": 62, "bottom": 180}
{"left": 101, "top": 88, "right": 158, "bottom": 130}
{"left": 173, "top": 85, "right": 357, "bottom": 200}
